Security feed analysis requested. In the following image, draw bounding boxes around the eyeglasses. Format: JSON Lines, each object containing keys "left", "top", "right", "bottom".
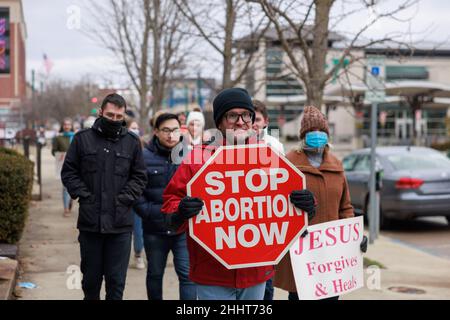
{"left": 225, "top": 111, "right": 253, "bottom": 124}
{"left": 159, "top": 128, "right": 181, "bottom": 135}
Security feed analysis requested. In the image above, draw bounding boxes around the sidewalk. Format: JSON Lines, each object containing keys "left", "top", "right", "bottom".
{"left": 343, "top": 236, "right": 450, "bottom": 300}
{"left": 14, "top": 145, "right": 450, "bottom": 300}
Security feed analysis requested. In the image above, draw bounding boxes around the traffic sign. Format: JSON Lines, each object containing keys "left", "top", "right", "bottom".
{"left": 365, "top": 55, "right": 386, "bottom": 103}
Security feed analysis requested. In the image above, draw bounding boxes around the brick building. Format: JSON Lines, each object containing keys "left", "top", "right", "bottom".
{"left": 0, "top": 0, "right": 26, "bottom": 137}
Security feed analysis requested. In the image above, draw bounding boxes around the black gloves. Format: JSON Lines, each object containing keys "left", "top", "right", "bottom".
{"left": 290, "top": 190, "right": 316, "bottom": 221}
{"left": 360, "top": 235, "right": 368, "bottom": 253}
{"left": 166, "top": 196, "right": 204, "bottom": 232}
{"left": 178, "top": 196, "right": 204, "bottom": 220}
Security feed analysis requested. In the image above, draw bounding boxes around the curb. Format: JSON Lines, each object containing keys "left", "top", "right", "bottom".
{"left": 0, "top": 244, "right": 18, "bottom": 259}
{"left": 0, "top": 258, "right": 18, "bottom": 300}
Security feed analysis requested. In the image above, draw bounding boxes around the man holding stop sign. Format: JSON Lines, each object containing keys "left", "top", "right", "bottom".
{"left": 162, "top": 88, "right": 316, "bottom": 300}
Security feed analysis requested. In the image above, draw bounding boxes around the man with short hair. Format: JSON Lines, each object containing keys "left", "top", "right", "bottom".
{"left": 252, "top": 99, "right": 284, "bottom": 155}
{"left": 61, "top": 93, "right": 147, "bottom": 300}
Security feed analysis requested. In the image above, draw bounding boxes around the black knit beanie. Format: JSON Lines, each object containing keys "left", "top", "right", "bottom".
{"left": 213, "top": 88, "right": 255, "bottom": 126}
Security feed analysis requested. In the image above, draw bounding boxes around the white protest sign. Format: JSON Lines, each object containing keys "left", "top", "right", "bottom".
{"left": 290, "top": 216, "right": 364, "bottom": 300}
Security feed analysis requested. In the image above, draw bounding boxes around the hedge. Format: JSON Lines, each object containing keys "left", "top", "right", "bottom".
{"left": 0, "top": 147, "right": 34, "bottom": 244}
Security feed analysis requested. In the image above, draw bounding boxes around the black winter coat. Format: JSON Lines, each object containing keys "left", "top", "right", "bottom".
{"left": 134, "top": 136, "right": 182, "bottom": 236}
{"left": 61, "top": 118, "right": 147, "bottom": 234}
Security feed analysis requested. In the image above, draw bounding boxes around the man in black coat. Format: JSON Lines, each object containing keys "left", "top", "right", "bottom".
{"left": 61, "top": 93, "right": 147, "bottom": 300}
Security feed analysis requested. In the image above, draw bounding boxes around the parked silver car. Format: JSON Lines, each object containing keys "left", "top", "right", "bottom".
{"left": 342, "top": 146, "right": 450, "bottom": 228}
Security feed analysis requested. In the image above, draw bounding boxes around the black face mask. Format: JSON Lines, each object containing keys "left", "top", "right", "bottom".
{"left": 99, "top": 116, "right": 123, "bottom": 138}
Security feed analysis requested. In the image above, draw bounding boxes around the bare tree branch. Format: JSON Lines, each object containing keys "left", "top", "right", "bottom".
{"left": 175, "top": 0, "right": 270, "bottom": 89}
{"left": 248, "top": 0, "right": 419, "bottom": 107}
{"left": 83, "top": 0, "right": 190, "bottom": 126}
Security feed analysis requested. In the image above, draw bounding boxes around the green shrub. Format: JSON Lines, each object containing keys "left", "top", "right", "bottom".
{"left": 0, "top": 147, "right": 22, "bottom": 157}
{"left": 0, "top": 147, "right": 34, "bottom": 244}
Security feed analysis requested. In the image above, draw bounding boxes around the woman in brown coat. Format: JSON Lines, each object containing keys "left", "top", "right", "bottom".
{"left": 273, "top": 106, "right": 368, "bottom": 300}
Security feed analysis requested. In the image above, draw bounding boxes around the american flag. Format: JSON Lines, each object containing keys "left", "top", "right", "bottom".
{"left": 43, "top": 53, "right": 54, "bottom": 75}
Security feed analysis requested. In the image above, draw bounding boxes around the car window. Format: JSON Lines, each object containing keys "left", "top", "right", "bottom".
{"left": 353, "top": 155, "right": 370, "bottom": 172}
{"left": 342, "top": 154, "right": 359, "bottom": 171}
{"left": 387, "top": 152, "right": 450, "bottom": 170}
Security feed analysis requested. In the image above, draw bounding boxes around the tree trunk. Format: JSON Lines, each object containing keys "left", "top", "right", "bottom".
{"left": 138, "top": 88, "right": 149, "bottom": 129}
{"left": 137, "top": 0, "right": 151, "bottom": 128}
{"left": 306, "top": 84, "right": 325, "bottom": 109}
{"left": 222, "top": 0, "right": 236, "bottom": 89}
{"left": 151, "top": 0, "right": 163, "bottom": 113}
{"left": 306, "top": 0, "right": 334, "bottom": 108}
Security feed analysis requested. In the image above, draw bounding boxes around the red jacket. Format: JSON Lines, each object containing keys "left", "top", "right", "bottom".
{"left": 162, "top": 143, "right": 274, "bottom": 288}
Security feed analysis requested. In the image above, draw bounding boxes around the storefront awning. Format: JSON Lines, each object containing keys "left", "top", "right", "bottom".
{"left": 266, "top": 95, "right": 349, "bottom": 106}
{"left": 325, "top": 80, "right": 450, "bottom": 99}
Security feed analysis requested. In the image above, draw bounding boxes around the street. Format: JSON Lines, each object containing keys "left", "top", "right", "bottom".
{"left": 382, "top": 217, "right": 450, "bottom": 260}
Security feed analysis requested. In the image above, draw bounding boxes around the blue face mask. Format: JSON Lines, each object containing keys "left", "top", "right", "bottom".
{"left": 305, "top": 131, "right": 328, "bottom": 148}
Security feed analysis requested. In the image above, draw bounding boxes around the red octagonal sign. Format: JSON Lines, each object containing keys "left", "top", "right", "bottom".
{"left": 187, "top": 144, "right": 307, "bottom": 269}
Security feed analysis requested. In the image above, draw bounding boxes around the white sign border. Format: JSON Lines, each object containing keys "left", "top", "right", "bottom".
{"left": 290, "top": 216, "right": 365, "bottom": 300}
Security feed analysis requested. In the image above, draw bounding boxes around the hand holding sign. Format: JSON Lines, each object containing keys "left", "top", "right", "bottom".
{"left": 291, "top": 189, "right": 316, "bottom": 238}
{"left": 290, "top": 190, "right": 316, "bottom": 220}
{"left": 178, "top": 196, "right": 204, "bottom": 219}
{"left": 360, "top": 235, "right": 368, "bottom": 253}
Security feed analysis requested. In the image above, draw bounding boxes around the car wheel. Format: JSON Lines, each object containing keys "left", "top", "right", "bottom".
{"left": 446, "top": 216, "right": 450, "bottom": 226}
{"left": 379, "top": 209, "right": 392, "bottom": 230}
{"left": 365, "top": 197, "right": 391, "bottom": 230}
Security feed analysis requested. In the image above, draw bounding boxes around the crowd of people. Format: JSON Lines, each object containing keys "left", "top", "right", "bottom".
{"left": 56, "top": 89, "right": 367, "bottom": 300}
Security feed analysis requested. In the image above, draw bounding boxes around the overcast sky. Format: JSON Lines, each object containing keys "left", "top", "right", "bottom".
{"left": 22, "top": 0, "right": 450, "bottom": 87}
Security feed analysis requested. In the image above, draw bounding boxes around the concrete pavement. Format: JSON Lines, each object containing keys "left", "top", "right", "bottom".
{"left": 381, "top": 217, "right": 450, "bottom": 260}
{"left": 343, "top": 235, "right": 450, "bottom": 299}
{"left": 12, "top": 145, "right": 450, "bottom": 300}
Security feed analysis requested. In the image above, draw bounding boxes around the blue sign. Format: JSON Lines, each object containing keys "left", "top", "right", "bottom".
{"left": 366, "top": 55, "right": 385, "bottom": 103}
{"left": 371, "top": 66, "right": 380, "bottom": 76}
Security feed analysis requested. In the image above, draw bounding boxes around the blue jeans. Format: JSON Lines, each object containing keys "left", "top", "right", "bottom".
{"left": 196, "top": 282, "right": 266, "bottom": 300}
{"left": 132, "top": 211, "right": 144, "bottom": 255}
{"left": 63, "top": 187, "right": 71, "bottom": 210}
{"left": 143, "top": 232, "right": 196, "bottom": 300}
